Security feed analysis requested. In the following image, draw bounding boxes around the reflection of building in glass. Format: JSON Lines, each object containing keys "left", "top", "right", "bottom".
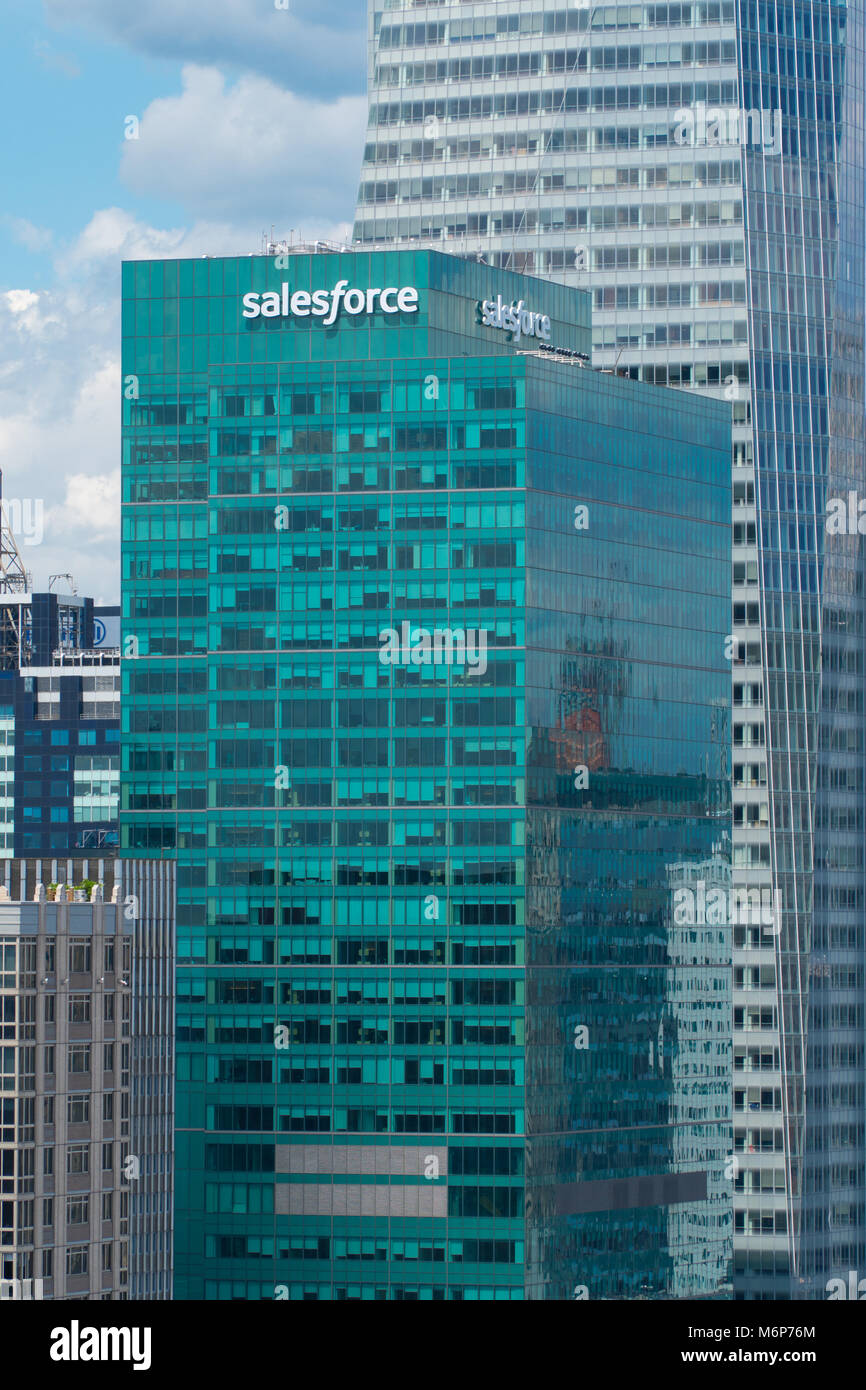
{"left": 665, "top": 848, "right": 733, "bottom": 1299}
{"left": 523, "top": 541, "right": 731, "bottom": 1298}
{"left": 546, "top": 658, "right": 617, "bottom": 775}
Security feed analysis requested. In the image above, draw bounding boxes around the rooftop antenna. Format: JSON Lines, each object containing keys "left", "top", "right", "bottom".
{"left": 49, "top": 573, "right": 78, "bottom": 595}
{"left": 0, "top": 470, "right": 31, "bottom": 670}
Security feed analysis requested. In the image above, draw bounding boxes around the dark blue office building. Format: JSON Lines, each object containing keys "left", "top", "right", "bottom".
{"left": 0, "top": 591, "right": 119, "bottom": 859}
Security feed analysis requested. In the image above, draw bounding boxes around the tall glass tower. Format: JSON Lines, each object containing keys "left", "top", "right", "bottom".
{"left": 353, "top": 0, "right": 866, "bottom": 1301}
{"left": 120, "top": 248, "right": 731, "bottom": 1298}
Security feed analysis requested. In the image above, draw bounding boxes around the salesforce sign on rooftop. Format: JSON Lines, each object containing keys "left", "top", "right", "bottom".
{"left": 240, "top": 276, "right": 555, "bottom": 349}
{"left": 477, "top": 294, "right": 552, "bottom": 346}
{"left": 242, "top": 279, "right": 420, "bottom": 325}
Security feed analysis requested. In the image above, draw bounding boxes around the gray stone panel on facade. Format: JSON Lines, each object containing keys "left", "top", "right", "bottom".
{"left": 275, "top": 1183, "right": 448, "bottom": 1217}
{"left": 276, "top": 1144, "right": 447, "bottom": 1177}
{"left": 556, "top": 1171, "right": 708, "bottom": 1216}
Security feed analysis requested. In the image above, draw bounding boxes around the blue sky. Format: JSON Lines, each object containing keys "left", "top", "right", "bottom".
{"left": 0, "top": 0, "right": 368, "bottom": 599}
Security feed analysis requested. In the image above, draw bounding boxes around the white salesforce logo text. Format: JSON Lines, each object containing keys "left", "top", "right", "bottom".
{"left": 478, "top": 295, "right": 551, "bottom": 346}
{"left": 242, "top": 280, "right": 419, "bottom": 323}
{"left": 379, "top": 623, "right": 489, "bottom": 676}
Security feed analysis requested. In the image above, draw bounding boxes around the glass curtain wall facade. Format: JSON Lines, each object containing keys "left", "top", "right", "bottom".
{"left": 120, "top": 249, "right": 731, "bottom": 1298}
{"left": 0, "top": 594, "right": 120, "bottom": 860}
{"left": 353, "top": 0, "right": 866, "bottom": 1303}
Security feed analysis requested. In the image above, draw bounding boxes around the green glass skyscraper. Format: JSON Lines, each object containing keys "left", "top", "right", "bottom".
{"left": 121, "top": 248, "right": 731, "bottom": 1299}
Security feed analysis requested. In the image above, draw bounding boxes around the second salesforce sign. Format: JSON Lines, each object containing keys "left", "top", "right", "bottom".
{"left": 477, "top": 295, "right": 551, "bottom": 346}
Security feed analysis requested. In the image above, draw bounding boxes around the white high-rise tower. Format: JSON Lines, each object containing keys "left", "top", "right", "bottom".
{"left": 353, "top": 0, "right": 866, "bottom": 1300}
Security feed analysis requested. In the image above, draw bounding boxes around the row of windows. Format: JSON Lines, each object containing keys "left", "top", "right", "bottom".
{"left": 188, "top": 934, "right": 521, "bottom": 967}
{"left": 200, "top": 1142, "right": 522, "bottom": 1174}
{"left": 593, "top": 319, "right": 747, "bottom": 349}
{"left": 40, "top": 1093, "right": 118, "bottom": 1124}
{"left": 359, "top": 125, "right": 822, "bottom": 201}
{"left": 376, "top": 5, "right": 737, "bottom": 47}
{"left": 209, "top": 1107, "right": 521, "bottom": 1135}
{"left": 376, "top": 37, "right": 836, "bottom": 88}
{"left": 361, "top": 134, "right": 739, "bottom": 186}
{"left": 125, "top": 496, "right": 524, "bottom": 537}
{"left": 368, "top": 80, "right": 740, "bottom": 124}
{"left": 374, "top": 40, "right": 737, "bottom": 87}
{"left": 46, "top": 1245, "right": 120, "bottom": 1279}
{"left": 158, "top": 541, "right": 524, "bottom": 581}
{"left": 358, "top": 180, "right": 744, "bottom": 234}
{"left": 369, "top": 76, "right": 836, "bottom": 132}
{"left": 40, "top": 994, "right": 118, "bottom": 1025}
{"left": 9, "top": 728, "right": 113, "bottom": 747}
{"left": 211, "top": 1057, "right": 522, "bottom": 1087}
{"left": 126, "top": 380, "right": 522, "bottom": 426}
{"left": 41, "top": 1140, "right": 124, "bottom": 1175}
{"left": 185, "top": 460, "right": 525, "bottom": 496}
{"left": 210, "top": 1235, "right": 521, "bottom": 1264}
{"left": 125, "top": 662, "right": 522, "bottom": 699}
{"left": 354, "top": 222, "right": 747, "bottom": 271}
{"left": 208, "top": 422, "right": 522, "bottom": 455}
{"left": 200, "top": 1282, "right": 522, "bottom": 1300}
{"left": 32, "top": 940, "right": 125, "bottom": 974}
{"left": 594, "top": 280, "right": 746, "bottom": 310}
{"left": 42, "top": 1038, "right": 129, "bottom": 1075}
{"left": 203, "top": 974, "right": 520, "bottom": 1004}
{"left": 16, "top": 832, "right": 119, "bottom": 853}
{"left": 42, "top": 1192, "right": 122, "bottom": 1225}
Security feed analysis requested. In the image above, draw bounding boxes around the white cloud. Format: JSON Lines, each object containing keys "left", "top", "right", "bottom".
{"left": 0, "top": 195, "right": 355, "bottom": 600}
{"left": 43, "top": 0, "right": 367, "bottom": 96}
{"left": 5, "top": 289, "right": 40, "bottom": 316}
{"left": 56, "top": 206, "right": 353, "bottom": 280}
{"left": 0, "top": 285, "right": 119, "bottom": 598}
{"left": 2, "top": 217, "right": 54, "bottom": 254}
{"left": 33, "top": 39, "right": 81, "bottom": 79}
{"left": 48, "top": 469, "right": 121, "bottom": 541}
{"left": 57, "top": 207, "right": 201, "bottom": 275}
{"left": 119, "top": 66, "right": 365, "bottom": 227}
{"left": 3, "top": 4, "right": 367, "bottom": 604}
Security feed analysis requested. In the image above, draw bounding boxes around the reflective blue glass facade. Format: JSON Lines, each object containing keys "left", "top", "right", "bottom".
{"left": 0, "top": 595, "right": 119, "bottom": 860}
{"left": 121, "top": 249, "right": 731, "bottom": 1298}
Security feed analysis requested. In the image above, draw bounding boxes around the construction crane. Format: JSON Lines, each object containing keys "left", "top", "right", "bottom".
{"left": 0, "top": 470, "right": 31, "bottom": 670}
